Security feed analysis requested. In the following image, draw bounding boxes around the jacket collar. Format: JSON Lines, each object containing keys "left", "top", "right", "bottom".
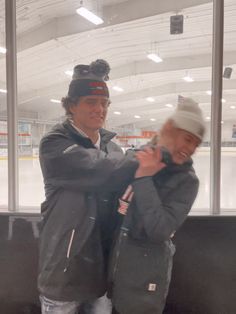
{"left": 99, "top": 127, "right": 117, "bottom": 144}
{"left": 61, "top": 119, "right": 116, "bottom": 147}
{"left": 159, "top": 157, "right": 194, "bottom": 176}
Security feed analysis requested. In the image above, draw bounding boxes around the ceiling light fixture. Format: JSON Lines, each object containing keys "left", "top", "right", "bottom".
{"left": 50, "top": 99, "right": 61, "bottom": 103}
{"left": 65, "top": 70, "right": 73, "bottom": 77}
{"left": 230, "top": 105, "right": 236, "bottom": 109}
{"left": 206, "top": 90, "right": 212, "bottom": 95}
{"left": 146, "top": 97, "right": 155, "bottom": 102}
{"left": 147, "top": 53, "right": 163, "bottom": 63}
{"left": 165, "top": 103, "right": 173, "bottom": 108}
{"left": 0, "top": 88, "right": 7, "bottom": 93}
{"left": 113, "top": 86, "right": 124, "bottom": 92}
{"left": 183, "top": 74, "right": 194, "bottom": 82}
{"left": 150, "top": 118, "right": 156, "bottom": 121}
{"left": 0, "top": 46, "right": 6, "bottom": 54}
{"left": 134, "top": 115, "right": 141, "bottom": 119}
{"left": 221, "top": 98, "right": 226, "bottom": 103}
{"left": 76, "top": 1, "right": 104, "bottom": 26}
{"left": 114, "top": 111, "right": 121, "bottom": 115}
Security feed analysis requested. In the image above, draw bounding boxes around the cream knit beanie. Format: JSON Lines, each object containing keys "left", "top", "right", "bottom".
{"left": 170, "top": 95, "right": 206, "bottom": 141}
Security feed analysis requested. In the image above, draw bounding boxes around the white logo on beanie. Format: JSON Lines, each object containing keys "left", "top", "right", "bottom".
{"left": 170, "top": 95, "right": 206, "bottom": 141}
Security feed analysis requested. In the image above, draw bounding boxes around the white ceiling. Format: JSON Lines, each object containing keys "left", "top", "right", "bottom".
{"left": 0, "top": 0, "right": 236, "bottom": 131}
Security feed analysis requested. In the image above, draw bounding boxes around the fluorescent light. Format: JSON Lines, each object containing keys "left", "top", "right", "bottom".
{"left": 113, "top": 86, "right": 124, "bottom": 92}
{"left": 65, "top": 70, "right": 73, "bottom": 77}
{"left": 221, "top": 121, "right": 224, "bottom": 124}
{"left": 50, "top": 99, "right": 61, "bottom": 103}
{"left": 76, "top": 7, "right": 104, "bottom": 25}
{"left": 147, "top": 53, "right": 163, "bottom": 63}
{"left": 0, "top": 46, "right": 6, "bottom": 54}
{"left": 134, "top": 115, "right": 141, "bottom": 119}
{"left": 150, "top": 118, "right": 156, "bottom": 121}
{"left": 221, "top": 98, "right": 226, "bottom": 103}
{"left": 230, "top": 105, "right": 236, "bottom": 109}
{"left": 206, "top": 116, "right": 211, "bottom": 120}
{"left": 165, "top": 103, "right": 173, "bottom": 108}
{"left": 183, "top": 75, "right": 194, "bottom": 82}
{"left": 0, "top": 88, "right": 7, "bottom": 93}
{"left": 114, "top": 111, "right": 121, "bottom": 115}
{"left": 146, "top": 97, "right": 155, "bottom": 102}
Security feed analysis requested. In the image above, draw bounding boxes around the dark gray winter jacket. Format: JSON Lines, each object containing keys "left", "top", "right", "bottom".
{"left": 38, "top": 120, "right": 138, "bottom": 302}
{"left": 109, "top": 161, "right": 199, "bottom": 314}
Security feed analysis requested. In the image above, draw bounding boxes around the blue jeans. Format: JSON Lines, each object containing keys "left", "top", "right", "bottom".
{"left": 40, "top": 295, "right": 112, "bottom": 314}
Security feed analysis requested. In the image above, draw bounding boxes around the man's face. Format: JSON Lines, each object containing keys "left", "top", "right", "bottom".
{"left": 163, "top": 128, "right": 201, "bottom": 164}
{"left": 70, "top": 95, "right": 110, "bottom": 133}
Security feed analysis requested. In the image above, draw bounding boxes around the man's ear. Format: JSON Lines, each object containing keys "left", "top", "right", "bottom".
{"left": 69, "top": 102, "right": 77, "bottom": 115}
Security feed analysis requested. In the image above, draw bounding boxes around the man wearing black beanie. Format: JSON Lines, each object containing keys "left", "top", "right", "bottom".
{"left": 38, "top": 59, "right": 138, "bottom": 314}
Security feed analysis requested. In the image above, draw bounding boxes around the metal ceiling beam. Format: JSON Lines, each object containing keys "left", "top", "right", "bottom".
{"left": 15, "top": 78, "right": 236, "bottom": 112}
{"left": 15, "top": 78, "right": 236, "bottom": 123}
{"left": 14, "top": 50, "right": 236, "bottom": 105}
{"left": 111, "top": 51, "right": 236, "bottom": 79}
{"left": 15, "top": 0, "right": 212, "bottom": 52}
{"left": 111, "top": 79, "right": 236, "bottom": 103}
{"left": 111, "top": 93, "right": 236, "bottom": 113}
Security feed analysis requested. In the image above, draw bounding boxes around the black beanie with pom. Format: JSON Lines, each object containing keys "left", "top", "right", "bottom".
{"left": 67, "top": 59, "right": 110, "bottom": 98}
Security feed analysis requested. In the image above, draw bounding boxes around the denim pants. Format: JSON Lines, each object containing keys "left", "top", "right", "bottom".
{"left": 40, "top": 294, "right": 112, "bottom": 314}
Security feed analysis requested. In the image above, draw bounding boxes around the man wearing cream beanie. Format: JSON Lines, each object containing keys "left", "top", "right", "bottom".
{"left": 170, "top": 95, "right": 205, "bottom": 141}
{"left": 156, "top": 95, "right": 205, "bottom": 165}
{"left": 109, "top": 96, "right": 206, "bottom": 314}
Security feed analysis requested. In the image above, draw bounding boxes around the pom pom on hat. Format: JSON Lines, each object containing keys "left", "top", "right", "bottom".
{"left": 68, "top": 59, "right": 110, "bottom": 98}
{"left": 170, "top": 95, "right": 206, "bottom": 141}
{"left": 72, "top": 59, "right": 110, "bottom": 81}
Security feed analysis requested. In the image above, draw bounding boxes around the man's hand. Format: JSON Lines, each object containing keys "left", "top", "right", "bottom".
{"left": 135, "top": 147, "right": 166, "bottom": 178}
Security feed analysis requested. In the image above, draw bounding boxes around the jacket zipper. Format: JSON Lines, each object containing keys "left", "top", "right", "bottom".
{"left": 63, "top": 229, "right": 75, "bottom": 272}
{"left": 112, "top": 227, "right": 128, "bottom": 280}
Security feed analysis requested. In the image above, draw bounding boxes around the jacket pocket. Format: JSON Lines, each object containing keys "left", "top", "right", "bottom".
{"left": 110, "top": 235, "right": 171, "bottom": 314}
{"left": 163, "top": 240, "right": 176, "bottom": 297}
{"left": 63, "top": 229, "right": 75, "bottom": 272}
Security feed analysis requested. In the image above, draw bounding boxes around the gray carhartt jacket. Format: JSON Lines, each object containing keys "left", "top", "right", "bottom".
{"left": 38, "top": 120, "right": 138, "bottom": 302}
{"left": 109, "top": 161, "right": 199, "bottom": 314}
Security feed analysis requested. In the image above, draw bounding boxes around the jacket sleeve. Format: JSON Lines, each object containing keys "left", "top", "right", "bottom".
{"left": 40, "top": 133, "right": 138, "bottom": 192}
{"left": 130, "top": 174, "right": 199, "bottom": 243}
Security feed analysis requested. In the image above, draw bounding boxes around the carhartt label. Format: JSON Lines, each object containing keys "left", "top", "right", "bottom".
{"left": 148, "top": 283, "right": 157, "bottom": 291}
